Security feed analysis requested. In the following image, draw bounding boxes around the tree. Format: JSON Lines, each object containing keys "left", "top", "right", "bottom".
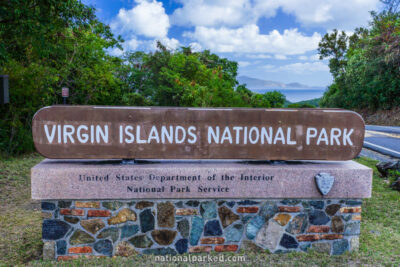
{"left": 119, "top": 43, "right": 252, "bottom": 108}
{"left": 319, "top": 9, "right": 400, "bottom": 110}
{"left": 318, "top": 30, "right": 349, "bottom": 79}
{"left": 0, "top": 0, "right": 126, "bottom": 155}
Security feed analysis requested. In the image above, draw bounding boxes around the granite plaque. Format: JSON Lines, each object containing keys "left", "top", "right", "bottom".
{"left": 31, "top": 160, "right": 372, "bottom": 200}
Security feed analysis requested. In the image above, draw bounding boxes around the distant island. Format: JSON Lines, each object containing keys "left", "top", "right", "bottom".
{"left": 237, "top": 76, "right": 326, "bottom": 90}
{"left": 237, "top": 76, "right": 326, "bottom": 102}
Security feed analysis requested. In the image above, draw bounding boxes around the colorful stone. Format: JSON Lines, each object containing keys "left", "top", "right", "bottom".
{"left": 312, "top": 242, "right": 331, "bottom": 254}
{"left": 280, "top": 234, "right": 298, "bottom": 249}
{"left": 157, "top": 202, "right": 175, "bottom": 227}
{"left": 80, "top": 219, "right": 105, "bottom": 234}
{"left": 255, "top": 221, "right": 283, "bottom": 251}
{"left": 331, "top": 216, "right": 344, "bottom": 233}
{"left": 151, "top": 230, "right": 177, "bottom": 245}
{"left": 218, "top": 206, "right": 239, "bottom": 228}
{"left": 175, "top": 239, "right": 188, "bottom": 254}
{"left": 176, "top": 208, "right": 198, "bottom": 216}
{"left": 325, "top": 204, "right": 341, "bottom": 216}
{"left": 42, "top": 220, "right": 70, "bottom": 240}
{"left": 135, "top": 201, "right": 154, "bottom": 209}
{"left": 121, "top": 224, "right": 139, "bottom": 239}
{"left": 177, "top": 219, "right": 190, "bottom": 238}
{"left": 129, "top": 234, "right": 153, "bottom": 248}
{"left": 278, "top": 206, "right": 301, "bottom": 212}
{"left": 102, "top": 201, "right": 124, "bottom": 210}
{"left": 185, "top": 200, "right": 200, "bottom": 207}
{"left": 307, "top": 225, "right": 330, "bottom": 233}
{"left": 69, "top": 230, "right": 95, "bottom": 245}
{"left": 97, "top": 227, "right": 119, "bottom": 242}
{"left": 309, "top": 210, "right": 329, "bottom": 225}
{"left": 94, "top": 239, "right": 113, "bottom": 256}
{"left": 204, "top": 220, "right": 222, "bottom": 236}
{"left": 189, "top": 216, "right": 204, "bottom": 245}
{"left": 246, "top": 216, "right": 265, "bottom": 240}
{"left": 60, "top": 209, "right": 84, "bottom": 216}
{"left": 68, "top": 246, "right": 92, "bottom": 254}
{"left": 42, "top": 202, "right": 56, "bottom": 211}
{"left": 108, "top": 208, "right": 136, "bottom": 225}
{"left": 274, "top": 214, "right": 291, "bottom": 226}
{"left": 200, "top": 201, "right": 217, "bottom": 219}
{"left": 43, "top": 241, "right": 55, "bottom": 260}
{"left": 200, "top": 237, "right": 225, "bottom": 244}
{"left": 115, "top": 241, "right": 137, "bottom": 257}
{"left": 225, "top": 223, "right": 243, "bottom": 242}
{"left": 286, "top": 214, "right": 308, "bottom": 234}
{"left": 58, "top": 201, "right": 71, "bottom": 208}
{"left": 309, "top": 201, "right": 324, "bottom": 209}
{"left": 88, "top": 210, "right": 110, "bottom": 217}
{"left": 64, "top": 216, "right": 79, "bottom": 224}
{"left": 56, "top": 240, "right": 67, "bottom": 255}
{"left": 75, "top": 201, "right": 100, "bottom": 208}
{"left": 189, "top": 246, "right": 212, "bottom": 253}
{"left": 237, "top": 200, "right": 260, "bottom": 205}
{"left": 332, "top": 239, "right": 349, "bottom": 255}
{"left": 139, "top": 209, "right": 154, "bottom": 232}
{"left": 237, "top": 206, "right": 259, "bottom": 213}
{"left": 345, "top": 221, "right": 360, "bottom": 235}
{"left": 259, "top": 202, "right": 278, "bottom": 220}
{"left": 340, "top": 206, "right": 362, "bottom": 213}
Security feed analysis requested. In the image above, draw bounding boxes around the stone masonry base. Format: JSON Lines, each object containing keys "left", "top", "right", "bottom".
{"left": 41, "top": 199, "right": 362, "bottom": 260}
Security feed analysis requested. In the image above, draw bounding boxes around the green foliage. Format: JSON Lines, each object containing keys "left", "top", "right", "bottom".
{"left": 287, "top": 103, "right": 316, "bottom": 108}
{"left": 285, "top": 98, "right": 320, "bottom": 108}
{"left": 0, "top": 1, "right": 131, "bottom": 155}
{"left": 118, "top": 43, "right": 285, "bottom": 108}
{"left": 319, "top": 9, "right": 400, "bottom": 110}
{"left": 0, "top": 2, "right": 286, "bottom": 156}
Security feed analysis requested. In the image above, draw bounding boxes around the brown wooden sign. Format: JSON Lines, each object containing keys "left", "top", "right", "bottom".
{"left": 32, "top": 106, "right": 365, "bottom": 160}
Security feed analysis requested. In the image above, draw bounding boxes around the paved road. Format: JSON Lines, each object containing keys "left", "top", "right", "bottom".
{"left": 363, "top": 125, "right": 400, "bottom": 158}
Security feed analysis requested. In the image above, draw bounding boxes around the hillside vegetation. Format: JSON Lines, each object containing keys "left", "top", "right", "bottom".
{"left": 319, "top": 3, "right": 400, "bottom": 112}
{"left": 0, "top": 1, "right": 286, "bottom": 156}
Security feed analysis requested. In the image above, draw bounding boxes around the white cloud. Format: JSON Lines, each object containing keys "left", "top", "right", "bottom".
{"left": 255, "top": 0, "right": 380, "bottom": 30}
{"left": 275, "top": 54, "right": 288, "bottom": 60}
{"left": 124, "top": 38, "right": 140, "bottom": 50}
{"left": 238, "top": 61, "right": 251, "bottom": 67}
{"left": 309, "top": 54, "right": 320, "bottom": 61}
{"left": 109, "top": 47, "right": 124, "bottom": 57}
{"left": 172, "top": 0, "right": 380, "bottom": 30}
{"left": 171, "top": 0, "right": 254, "bottom": 27}
{"left": 111, "top": 0, "right": 170, "bottom": 38}
{"left": 189, "top": 42, "right": 202, "bottom": 52}
{"left": 184, "top": 24, "right": 321, "bottom": 55}
{"left": 263, "top": 64, "right": 276, "bottom": 71}
{"left": 151, "top": 37, "right": 180, "bottom": 50}
{"left": 245, "top": 54, "right": 273, "bottom": 59}
{"left": 298, "top": 54, "right": 320, "bottom": 61}
{"left": 264, "top": 62, "right": 329, "bottom": 74}
{"left": 109, "top": 36, "right": 141, "bottom": 56}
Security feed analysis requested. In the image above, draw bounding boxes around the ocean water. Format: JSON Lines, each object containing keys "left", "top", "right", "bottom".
{"left": 252, "top": 89, "right": 326, "bottom": 102}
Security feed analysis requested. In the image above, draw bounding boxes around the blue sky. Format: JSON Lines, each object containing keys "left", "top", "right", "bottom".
{"left": 82, "top": 0, "right": 382, "bottom": 87}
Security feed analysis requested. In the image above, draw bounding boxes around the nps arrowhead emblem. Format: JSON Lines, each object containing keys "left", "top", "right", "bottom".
{"left": 315, "top": 172, "right": 335, "bottom": 196}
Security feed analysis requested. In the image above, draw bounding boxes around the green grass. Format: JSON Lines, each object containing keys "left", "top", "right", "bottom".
{"left": 0, "top": 154, "right": 399, "bottom": 266}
